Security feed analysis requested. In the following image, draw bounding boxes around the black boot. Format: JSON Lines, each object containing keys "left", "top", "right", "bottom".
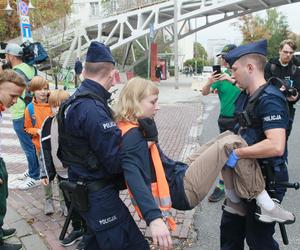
{"left": 1, "top": 228, "right": 16, "bottom": 240}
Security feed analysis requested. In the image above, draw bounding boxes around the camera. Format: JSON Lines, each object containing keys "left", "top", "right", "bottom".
{"left": 283, "top": 87, "right": 298, "bottom": 97}
{"left": 0, "top": 42, "right": 7, "bottom": 60}
{"left": 0, "top": 42, "right": 12, "bottom": 70}
{"left": 269, "top": 77, "right": 298, "bottom": 97}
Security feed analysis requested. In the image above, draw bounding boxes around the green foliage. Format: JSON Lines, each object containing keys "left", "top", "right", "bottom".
{"left": 184, "top": 58, "right": 207, "bottom": 73}
{"left": 289, "top": 32, "right": 300, "bottom": 51}
{"left": 133, "top": 59, "right": 148, "bottom": 78}
{"left": 194, "top": 42, "right": 207, "bottom": 60}
{"left": 265, "top": 9, "right": 289, "bottom": 58}
{"left": 0, "top": 0, "right": 72, "bottom": 41}
{"left": 234, "top": 8, "right": 290, "bottom": 59}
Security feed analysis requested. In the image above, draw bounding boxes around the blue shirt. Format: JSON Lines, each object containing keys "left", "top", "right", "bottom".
{"left": 235, "top": 84, "right": 289, "bottom": 166}
{"left": 64, "top": 79, "right": 122, "bottom": 182}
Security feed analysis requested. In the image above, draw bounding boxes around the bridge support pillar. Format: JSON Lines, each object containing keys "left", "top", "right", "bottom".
{"left": 150, "top": 42, "right": 158, "bottom": 82}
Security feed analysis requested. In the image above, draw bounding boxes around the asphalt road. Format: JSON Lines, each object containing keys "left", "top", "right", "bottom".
{"left": 186, "top": 95, "right": 300, "bottom": 250}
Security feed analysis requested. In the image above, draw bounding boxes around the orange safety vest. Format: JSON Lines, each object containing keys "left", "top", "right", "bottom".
{"left": 118, "top": 121, "right": 176, "bottom": 231}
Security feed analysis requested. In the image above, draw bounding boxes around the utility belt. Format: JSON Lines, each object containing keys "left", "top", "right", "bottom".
{"left": 59, "top": 179, "right": 110, "bottom": 212}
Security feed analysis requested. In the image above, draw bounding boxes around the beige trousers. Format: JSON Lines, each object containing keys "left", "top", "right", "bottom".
{"left": 183, "top": 131, "right": 265, "bottom": 208}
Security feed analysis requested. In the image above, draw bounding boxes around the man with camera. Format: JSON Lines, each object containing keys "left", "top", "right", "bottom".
{"left": 202, "top": 44, "right": 241, "bottom": 202}
{"left": 0, "top": 43, "right": 40, "bottom": 189}
{"left": 264, "top": 39, "right": 300, "bottom": 137}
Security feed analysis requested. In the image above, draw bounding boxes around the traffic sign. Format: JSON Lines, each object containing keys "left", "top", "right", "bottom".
{"left": 21, "top": 23, "right": 32, "bottom": 42}
{"left": 20, "top": 14, "right": 33, "bottom": 42}
{"left": 19, "top": 1, "right": 29, "bottom": 16}
{"left": 20, "top": 15, "right": 30, "bottom": 24}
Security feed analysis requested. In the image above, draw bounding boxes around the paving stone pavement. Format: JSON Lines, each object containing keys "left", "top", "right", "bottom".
{"left": 0, "top": 76, "right": 203, "bottom": 249}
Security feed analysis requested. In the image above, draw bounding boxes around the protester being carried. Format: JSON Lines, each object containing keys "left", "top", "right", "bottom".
{"left": 114, "top": 77, "right": 295, "bottom": 249}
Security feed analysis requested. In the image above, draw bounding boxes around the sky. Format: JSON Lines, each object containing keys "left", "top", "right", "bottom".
{"left": 196, "top": 2, "right": 300, "bottom": 50}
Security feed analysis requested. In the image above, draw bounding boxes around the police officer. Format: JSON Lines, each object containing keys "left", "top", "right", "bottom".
{"left": 221, "top": 40, "right": 290, "bottom": 250}
{"left": 264, "top": 39, "right": 300, "bottom": 137}
{"left": 57, "top": 42, "right": 149, "bottom": 249}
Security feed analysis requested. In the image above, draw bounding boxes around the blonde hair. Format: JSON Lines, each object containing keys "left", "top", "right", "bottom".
{"left": 48, "top": 89, "right": 70, "bottom": 107}
{"left": 29, "top": 76, "right": 49, "bottom": 92}
{"left": 114, "top": 77, "right": 159, "bottom": 122}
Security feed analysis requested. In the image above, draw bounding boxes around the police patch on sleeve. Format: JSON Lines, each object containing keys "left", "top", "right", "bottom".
{"left": 100, "top": 121, "right": 117, "bottom": 131}
{"left": 263, "top": 114, "right": 282, "bottom": 122}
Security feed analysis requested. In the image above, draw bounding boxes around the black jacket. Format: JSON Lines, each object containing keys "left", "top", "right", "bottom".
{"left": 264, "top": 58, "right": 300, "bottom": 105}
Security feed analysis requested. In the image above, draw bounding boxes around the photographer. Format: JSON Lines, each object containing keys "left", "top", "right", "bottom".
{"left": 202, "top": 44, "right": 241, "bottom": 202}
{"left": 0, "top": 43, "right": 40, "bottom": 190}
{"left": 264, "top": 39, "right": 300, "bottom": 137}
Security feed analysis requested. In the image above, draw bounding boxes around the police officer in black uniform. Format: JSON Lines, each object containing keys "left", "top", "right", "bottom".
{"left": 264, "top": 39, "right": 300, "bottom": 137}
{"left": 220, "top": 40, "right": 290, "bottom": 250}
{"left": 57, "top": 42, "right": 149, "bottom": 249}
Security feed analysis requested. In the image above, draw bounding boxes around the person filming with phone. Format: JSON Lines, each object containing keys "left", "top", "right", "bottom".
{"left": 202, "top": 44, "right": 241, "bottom": 202}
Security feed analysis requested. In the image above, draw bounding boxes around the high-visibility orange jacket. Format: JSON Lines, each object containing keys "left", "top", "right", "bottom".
{"left": 118, "top": 121, "right": 176, "bottom": 231}
{"left": 24, "top": 99, "right": 52, "bottom": 153}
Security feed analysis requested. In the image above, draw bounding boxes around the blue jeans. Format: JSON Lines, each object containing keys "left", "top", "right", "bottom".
{"left": 12, "top": 117, "right": 40, "bottom": 180}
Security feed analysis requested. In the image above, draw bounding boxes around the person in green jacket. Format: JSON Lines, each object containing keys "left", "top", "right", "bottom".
{"left": 202, "top": 44, "right": 241, "bottom": 202}
{"left": 4, "top": 43, "right": 40, "bottom": 190}
{"left": 0, "top": 69, "right": 25, "bottom": 250}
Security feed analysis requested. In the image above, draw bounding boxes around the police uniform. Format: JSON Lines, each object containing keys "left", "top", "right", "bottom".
{"left": 58, "top": 42, "right": 149, "bottom": 250}
{"left": 221, "top": 40, "right": 290, "bottom": 250}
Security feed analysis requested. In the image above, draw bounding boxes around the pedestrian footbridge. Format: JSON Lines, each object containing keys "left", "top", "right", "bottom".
{"left": 52, "top": 0, "right": 300, "bottom": 69}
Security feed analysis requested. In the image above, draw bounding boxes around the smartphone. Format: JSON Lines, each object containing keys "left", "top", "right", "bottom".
{"left": 212, "top": 65, "right": 221, "bottom": 74}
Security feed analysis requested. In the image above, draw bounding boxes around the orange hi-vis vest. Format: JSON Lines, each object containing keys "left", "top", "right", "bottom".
{"left": 118, "top": 121, "right": 176, "bottom": 231}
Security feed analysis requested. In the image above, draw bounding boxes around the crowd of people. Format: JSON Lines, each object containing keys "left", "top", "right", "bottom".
{"left": 0, "top": 37, "right": 299, "bottom": 250}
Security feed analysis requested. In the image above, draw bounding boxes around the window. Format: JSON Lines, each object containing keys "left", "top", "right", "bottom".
{"left": 90, "top": 2, "right": 99, "bottom": 16}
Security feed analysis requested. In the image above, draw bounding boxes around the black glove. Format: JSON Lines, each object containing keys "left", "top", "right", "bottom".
{"left": 138, "top": 117, "right": 158, "bottom": 142}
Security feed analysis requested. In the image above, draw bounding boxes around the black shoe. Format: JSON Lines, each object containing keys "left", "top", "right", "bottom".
{"left": 0, "top": 242, "right": 22, "bottom": 250}
{"left": 76, "top": 238, "right": 86, "bottom": 250}
{"left": 1, "top": 228, "right": 16, "bottom": 240}
{"left": 208, "top": 186, "right": 225, "bottom": 202}
{"left": 60, "top": 230, "right": 83, "bottom": 247}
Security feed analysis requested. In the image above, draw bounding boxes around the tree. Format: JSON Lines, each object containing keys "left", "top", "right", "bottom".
{"left": 183, "top": 42, "right": 208, "bottom": 73}
{"left": 264, "top": 9, "right": 289, "bottom": 58}
{"left": 234, "top": 8, "right": 290, "bottom": 58}
{"left": 194, "top": 42, "right": 208, "bottom": 60}
{"left": 288, "top": 32, "right": 300, "bottom": 51}
{"left": 0, "top": 0, "right": 72, "bottom": 41}
{"left": 234, "top": 14, "right": 269, "bottom": 43}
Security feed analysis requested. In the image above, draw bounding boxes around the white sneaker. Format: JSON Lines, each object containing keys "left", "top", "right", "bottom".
{"left": 16, "top": 171, "right": 29, "bottom": 180}
{"left": 18, "top": 177, "right": 40, "bottom": 190}
{"left": 255, "top": 199, "right": 296, "bottom": 224}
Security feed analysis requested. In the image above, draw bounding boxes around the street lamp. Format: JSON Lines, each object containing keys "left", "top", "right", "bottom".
{"left": 4, "top": 0, "right": 13, "bottom": 16}
{"left": 3, "top": 0, "right": 35, "bottom": 16}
